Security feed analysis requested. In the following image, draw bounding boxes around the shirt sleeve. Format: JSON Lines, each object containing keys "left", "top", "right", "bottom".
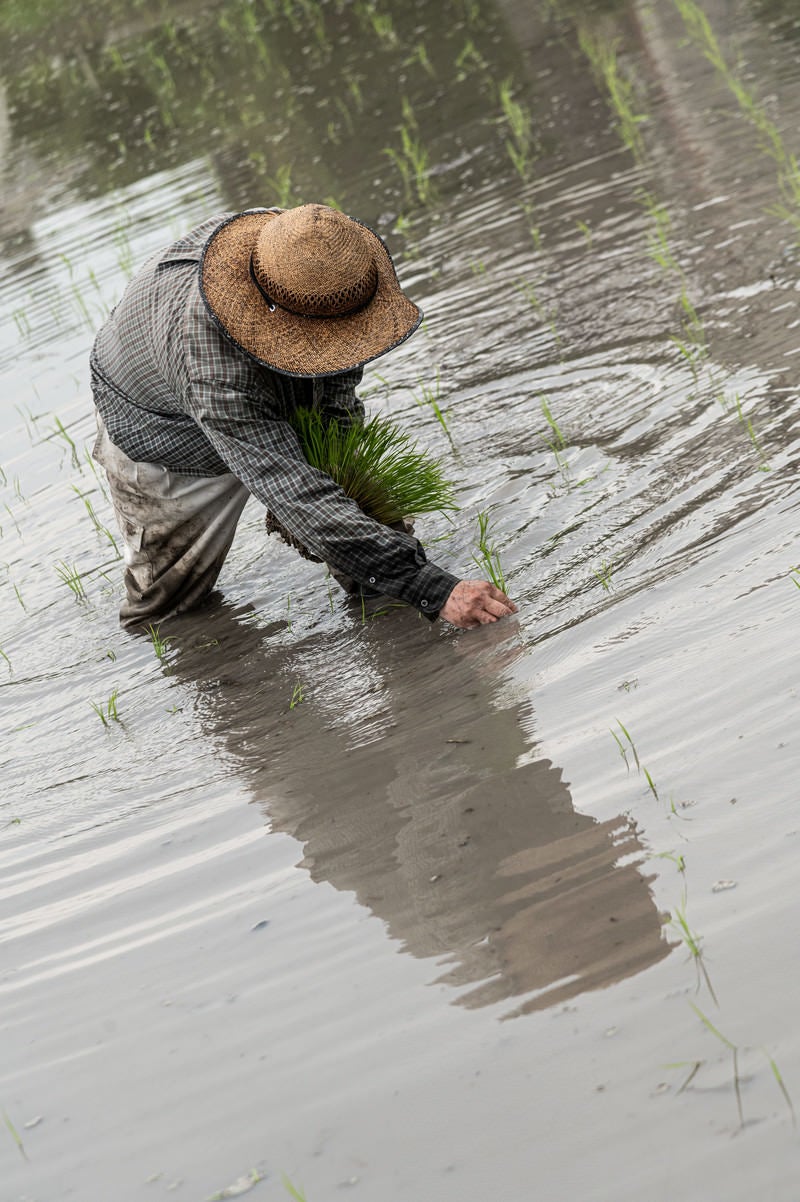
{"left": 317, "top": 368, "right": 366, "bottom": 428}
{"left": 186, "top": 376, "right": 459, "bottom": 617}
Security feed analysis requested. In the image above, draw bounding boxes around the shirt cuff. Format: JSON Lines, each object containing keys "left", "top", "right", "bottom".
{"left": 383, "top": 561, "right": 459, "bottom": 620}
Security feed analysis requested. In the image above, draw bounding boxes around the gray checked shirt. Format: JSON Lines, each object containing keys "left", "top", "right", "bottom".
{"left": 90, "top": 211, "right": 458, "bottom": 617}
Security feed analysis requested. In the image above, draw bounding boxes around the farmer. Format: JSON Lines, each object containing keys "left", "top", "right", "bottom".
{"left": 90, "top": 203, "right": 517, "bottom": 630}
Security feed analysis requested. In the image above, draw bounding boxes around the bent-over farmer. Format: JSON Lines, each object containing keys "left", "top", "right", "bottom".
{"left": 90, "top": 203, "right": 517, "bottom": 630}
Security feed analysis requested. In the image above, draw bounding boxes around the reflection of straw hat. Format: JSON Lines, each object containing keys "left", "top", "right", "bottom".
{"left": 200, "top": 204, "right": 422, "bottom": 377}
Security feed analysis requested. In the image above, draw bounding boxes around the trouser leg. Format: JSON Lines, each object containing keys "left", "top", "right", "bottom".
{"left": 94, "top": 417, "right": 250, "bottom": 628}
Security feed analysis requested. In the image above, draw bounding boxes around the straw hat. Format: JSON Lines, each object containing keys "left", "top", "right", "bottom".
{"left": 200, "top": 204, "right": 422, "bottom": 377}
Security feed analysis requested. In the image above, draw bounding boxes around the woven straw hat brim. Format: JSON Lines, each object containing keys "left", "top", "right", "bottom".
{"left": 200, "top": 210, "right": 422, "bottom": 377}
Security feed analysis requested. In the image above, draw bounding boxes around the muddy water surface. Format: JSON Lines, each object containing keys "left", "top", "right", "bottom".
{"left": 2, "top": 2, "right": 800, "bottom": 1199}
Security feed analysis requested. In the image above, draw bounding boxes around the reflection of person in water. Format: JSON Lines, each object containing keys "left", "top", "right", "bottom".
{"left": 167, "top": 600, "right": 668, "bottom": 1016}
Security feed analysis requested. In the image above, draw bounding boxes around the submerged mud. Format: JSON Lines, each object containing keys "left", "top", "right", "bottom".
{"left": 2, "top": 1, "right": 800, "bottom": 1199}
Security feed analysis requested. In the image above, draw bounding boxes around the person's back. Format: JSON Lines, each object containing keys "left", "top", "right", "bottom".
{"left": 87, "top": 202, "right": 516, "bottom": 631}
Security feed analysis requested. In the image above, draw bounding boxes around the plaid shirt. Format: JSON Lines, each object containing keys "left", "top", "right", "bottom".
{"left": 90, "top": 211, "right": 458, "bottom": 616}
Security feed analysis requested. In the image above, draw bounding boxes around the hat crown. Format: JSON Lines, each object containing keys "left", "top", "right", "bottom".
{"left": 252, "top": 204, "right": 379, "bottom": 318}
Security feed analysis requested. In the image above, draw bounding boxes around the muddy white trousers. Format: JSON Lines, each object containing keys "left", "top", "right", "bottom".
{"left": 94, "top": 416, "right": 251, "bottom": 629}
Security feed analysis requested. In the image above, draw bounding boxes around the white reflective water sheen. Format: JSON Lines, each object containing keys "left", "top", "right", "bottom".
{"left": 2, "top": 3, "right": 800, "bottom": 1200}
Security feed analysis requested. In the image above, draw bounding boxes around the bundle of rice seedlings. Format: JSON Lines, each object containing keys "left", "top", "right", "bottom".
{"left": 265, "top": 406, "right": 457, "bottom": 561}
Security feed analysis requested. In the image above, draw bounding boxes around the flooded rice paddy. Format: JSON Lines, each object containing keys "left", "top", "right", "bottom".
{"left": 2, "top": 0, "right": 800, "bottom": 1198}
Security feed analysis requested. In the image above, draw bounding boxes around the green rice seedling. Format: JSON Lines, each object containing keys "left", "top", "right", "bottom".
{"left": 517, "top": 282, "right": 558, "bottom": 338}
{"left": 51, "top": 416, "right": 81, "bottom": 470}
{"left": 287, "top": 407, "right": 456, "bottom": 529}
{"left": 368, "top": 602, "right": 406, "bottom": 622}
{"left": 458, "top": 0, "right": 481, "bottom": 25}
{"left": 576, "top": 219, "right": 592, "bottom": 247}
{"left": 354, "top": 1, "right": 396, "bottom": 46}
{"left": 90, "top": 688, "right": 121, "bottom": 727}
{"left": 540, "top": 395, "right": 566, "bottom": 452}
{"left": 113, "top": 227, "right": 135, "bottom": 278}
{"left": 13, "top": 403, "right": 36, "bottom": 445}
{"left": 539, "top": 394, "right": 568, "bottom": 470}
{"left": 404, "top": 41, "right": 434, "bottom": 76}
{"left": 667, "top": 1058, "right": 705, "bottom": 1094}
{"left": 733, "top": 394, "right": 770, "bottom": 472}
{"left": 669, "top": 1037, "right": 794, "bottom": 1126}
{"left": 578, "top": 29, "right": 648, "bottom": 161}
{"left": 470, "top": 259, "right": 486, "bottom": 274}
{"left": 667, "top": 794, "right": 691, "bottom": 820}
{"left": 333, "top": 94, "right": 355, "bottom": 134}
{"left": 282, "top": 1174, "right": 308, "bottom": 1200}
{"left": 0, "top": 646, "right": 11, "bottom": 673}
{"left": 676, "top": 0, "right": 800, "bottom": 239}
{"left": 677, "top": 287, "right": 707, "bottom": 357}
{"left": 84, "top": 447, "right": 110, "bottom": 500}
{"left": 12, "top": 581, "right": 26, "bottom": 610}
{"left": 656, "top": 850, "right": 687, "bottom": 876}
{"left": 248, "top": 149, "right": 268, "bottom": 175}
{"left": 409, "top": 372, "right": 454, "bottom": 445}
{"left": 208, "top": 1168, "right": 265, "bottom": 1201}
{"left": 522, "top": 202, "right": 543, "bottom": 251}
{"left": 3, "top": 503, "right": 21, "bottom": 537}
{"left": 455, "top": 37, "right": 488, "bottom": 81}
{"left": 638, "top": 191, "right": 680, "bottom": 275}
{"left": 614, "top": 718, "right": 640, "bottom": 771}
{"left": 643, "top": 765, "right": 659, "bottom": 802}
{"left": 497, "top": 77, "right": 534, "bottom": 180}
{"left": 472, "top": 509, "right": 507, "bottom": 592}
{"left": 55, "top": 560, "right": 88, "bottom": 601}
{"left": 2, "top": 1109, "right": 26, "bottom": 1159}
{"left": 267, "top": 164, "right": 297, "bottom": 208}
{"left": 673, "top": 901, "right": 718, "bottom": 1006}
{"left": 612, "top": 718, "right": 663, "bottom": 801}
{"left": 610, "top": 725, "right": 630, "bottom": 771}
{"left": 12, "top": 308, "right": 31, "bottom": 338}
{"left": 593, "top": 559, "right": 614, "bottom": 592}
{"left": 690, "top": 1003, "right": 741, "bottom": 1125}
{"left": 384, "top": 98, "right": 435, "bottom": 208}
{"left": 764, "top": 1049, "right": 796, "bottom": 1126}
{"left": 666, "top": 286, "right": 708, "bottom": 370}
{"left": 790, "top": 566, "right": 800, "bottom": 590}
{"left": 72, "top": 485, "right": 121, "bottom": 553}
{"left": 289, "top": 681, "right": 305, "bottom": 709}
{"left": 147, "top": 623, "right": 171, "bottom": 660}
{"left": 346, "top": 75, "right": 364, "bottom": 112}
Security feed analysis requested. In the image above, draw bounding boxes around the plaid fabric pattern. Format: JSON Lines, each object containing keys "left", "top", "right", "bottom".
{"left": 90, "top": 211, "right": 458, "bottom": 616}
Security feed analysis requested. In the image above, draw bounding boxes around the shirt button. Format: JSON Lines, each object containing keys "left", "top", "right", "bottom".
{"left": 368, "top": 576, "right": 376, "bottom": 584}
{"left": 421, "top": 599, "right": 429, "bottom": 607}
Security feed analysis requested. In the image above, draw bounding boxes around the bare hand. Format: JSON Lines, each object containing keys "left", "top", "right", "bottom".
{"left": 439, "top": 580, "right": 518, "bottom": 629}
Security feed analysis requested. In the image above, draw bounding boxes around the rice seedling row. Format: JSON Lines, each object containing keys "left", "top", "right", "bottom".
{"left": 675, "top": 0, "right": 800, "bottom": 241}
{"left": 471, "top": 509, "right": 507, "bottom": 593}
